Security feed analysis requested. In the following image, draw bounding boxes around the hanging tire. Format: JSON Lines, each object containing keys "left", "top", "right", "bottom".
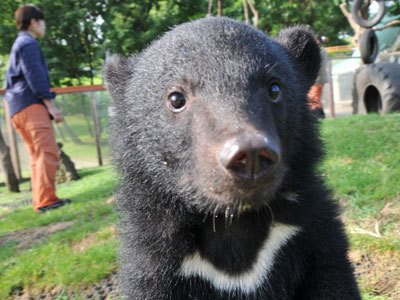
{"left": 359, "top": 29, "right": 378, "bottom": 64}
{"left": 352, "top": 63, "right": 400, "bottom": 115}
{"left": 351, "top": 0, "right": 386, "bottom": 28}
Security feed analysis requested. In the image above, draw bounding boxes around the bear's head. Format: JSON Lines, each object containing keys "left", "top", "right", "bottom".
{"left": 104, "top": 17, "right": 321, "bottom": 215}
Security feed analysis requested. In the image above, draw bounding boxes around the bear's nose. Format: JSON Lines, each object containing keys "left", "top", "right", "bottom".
{"left": 218, "top": 133, "right": 280, "bottom": 180}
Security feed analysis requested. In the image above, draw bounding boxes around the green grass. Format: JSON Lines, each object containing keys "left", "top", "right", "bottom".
{"left": 0, "top": 114, "right": 399, "bottom": 299}
{"left": 320, "top": 114, "right": 400, "bottom": 299}
{"left": 53, "top": 113, "right": 111, "bottom": 165}
{"left": 321, "top": 114, "right": 400, "bottom": 215}
{"left": 0, "top": 166, "right": 117, "bottom": 298}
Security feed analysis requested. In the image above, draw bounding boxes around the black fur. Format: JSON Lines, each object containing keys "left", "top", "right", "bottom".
{"left": 104, "top": 17, "right": 360, "bottom": 300}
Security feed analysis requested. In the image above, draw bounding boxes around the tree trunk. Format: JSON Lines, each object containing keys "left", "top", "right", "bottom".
{"left": 340, "top": 2, "right": 365, "bottom": 48}
{"left": 243, "top": 0, "right": 250, "bottom": 24}
{"left": 218, "top": 0, "right": 223, "bottom": 16}
{"left": 0, "top": 125, "right": 19, "bottom": 192}
{"left": 208, "top": 0, "right": 213, "bottom": 16}
{"left": 246, "top": 0, "right": 259, "bottom": 29}
{"left": 83, "top": 24, "right": 95, "bottom": 85}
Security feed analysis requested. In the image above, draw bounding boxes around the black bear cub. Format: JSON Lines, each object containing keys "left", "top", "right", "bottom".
{"left": 104, "top": 17, "right": 360, "bottom": 300}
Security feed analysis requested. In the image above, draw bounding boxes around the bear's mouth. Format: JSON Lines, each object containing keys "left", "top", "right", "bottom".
{"left": 196, "top": 172, "right": 283, "bottom": 213}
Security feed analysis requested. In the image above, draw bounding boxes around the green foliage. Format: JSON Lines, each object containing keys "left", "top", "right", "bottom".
{"left": 0, "top": 0, "right": 353, "bottom": 85}
{"left": 102, "top": 0, "right": 207, "bottom": 55}
{"left": 0, "top": 0, "right": 18, "bottom": 84}
{"left": 388, "top": 1, "right": 400, "bottom": 16}
{"left": 205, "top": 0, "right": 351, "bottom": 45}
{"left": 0, "top": 0, "right": 19, "bottom": 55}
{"left": 253, "top": 0, "right": 351, "bottom": 44}
{"left": 1, "top": 0, "right": 107, "bottom": 86}
{"left": 30, "top": 0, "right": 107, "bottom": 86}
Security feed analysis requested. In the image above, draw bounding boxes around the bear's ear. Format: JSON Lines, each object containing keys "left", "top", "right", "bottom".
{"left": 275, "top": 26, "right": 321, "bottom": 87}
{"left": 103, "top": 55, "right": 135, "bottom": 102}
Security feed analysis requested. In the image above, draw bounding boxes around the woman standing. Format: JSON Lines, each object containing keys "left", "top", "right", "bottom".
{"left": 5, "top": 5, "right": 71, "bottom": 212}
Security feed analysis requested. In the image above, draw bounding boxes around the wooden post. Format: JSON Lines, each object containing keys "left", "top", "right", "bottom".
{"left": 89, "top": 91, "right": 103, "bottom": 166}
{"left": 3, "top": 99, "right": 22, "bottom": 179}
{"left": 327, "top": 58, "right": 335, "bottom": 118}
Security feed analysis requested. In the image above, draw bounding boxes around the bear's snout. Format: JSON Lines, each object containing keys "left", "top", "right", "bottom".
{"left": 218, "top": 133, "right": 280, "bottom": 180}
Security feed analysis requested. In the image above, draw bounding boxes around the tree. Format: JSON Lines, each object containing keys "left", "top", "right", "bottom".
{"left": 242, "top": 0, "right": 259, "bottom": 28}
{"left": 254, "top": 0, "right": 351, "bottom": 44}
{"left": 0, "top": 0, "right": 18, "bottom": 85}
{"left": 0, "top": 124, "right": 19, "bottom": 192}
{"left": 0, "top": 0, "right": 353, "bottom": 85}
{"left": 340, "top": 1, "right": 400, "bottom": 48}
{"left": 210, "top": 0, "right": 351, "bottom": 45}
{"left": 29, "top": 0, "right": 107, "bottom": 86}
{"left": 0, "top": 0, "right": 107, "bottom": 86}
{"left": 0, "top": 0, "right": 18, "bottom": 56}
{"left": 340, "top": 2, "right": 365, "bottom": 48}
{"left": 102, "top": 0, "right": 207, "bottom": 56}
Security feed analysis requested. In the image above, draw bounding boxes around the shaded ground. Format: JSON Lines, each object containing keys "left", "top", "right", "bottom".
{"left": 0, "top": 221, "right": 74, "bottom": 253}
{"left": 345, "top": 199, "right": 400, "bottom": 299}
{"left": 0, "top": 198, "right": 32, "bottom": 210}
{"left": 349, "top": 249, "right": 400, "bottom": 299}
{"left": 11, "top": 273, "right": 120, "bottom": 300}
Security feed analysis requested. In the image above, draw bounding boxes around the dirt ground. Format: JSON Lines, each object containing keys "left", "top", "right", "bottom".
{"left": 349, "top": 248, "right": 400, "bottom": 299}
{"left": 0, "top": 221, "right": 74, "bottom": 253}
{"left": 11, "top": 274, "right": 121, "bottom": 300}
{"left": 346, "top": 200, "right": 400, "bottom": 299}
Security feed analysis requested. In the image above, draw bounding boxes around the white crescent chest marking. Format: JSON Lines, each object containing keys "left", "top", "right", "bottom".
{"left": 179, "top": 223, "right": 300, "bottom": 294}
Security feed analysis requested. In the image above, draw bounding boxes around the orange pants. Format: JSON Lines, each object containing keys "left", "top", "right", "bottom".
{"left": 12, "top": 104, "right": 60, "bottom": 211}
{"left": 308, "top": 84, "right": 324, "bottom": 110}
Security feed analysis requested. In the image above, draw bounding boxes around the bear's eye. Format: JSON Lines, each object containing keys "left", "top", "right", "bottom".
{"left": 168, "top": 92, "right": 186, "bottom": 112}
{"left": 268, "top": 82, "right": 282, "bottom": 103}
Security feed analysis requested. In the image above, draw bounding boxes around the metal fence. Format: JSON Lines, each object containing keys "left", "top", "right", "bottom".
{"left": 0, "top": 85, "right": 110, "bottom": 182}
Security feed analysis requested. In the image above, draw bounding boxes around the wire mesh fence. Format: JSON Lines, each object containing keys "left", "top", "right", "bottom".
{"left": 0, "top": 53, "right": 377, "bottom": 184}
{"left": 0, "top": 86, "right": 110, "bottom": 183}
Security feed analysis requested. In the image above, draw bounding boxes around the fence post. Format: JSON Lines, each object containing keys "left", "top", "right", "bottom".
{"left": 3, "top": 99, "right": 22, "bottom": 179}
{"left": 89, "top": 91, "right": 103, "bottom": 166}
{"left": 327, "top": 58, "right": 335, "bottom": 118}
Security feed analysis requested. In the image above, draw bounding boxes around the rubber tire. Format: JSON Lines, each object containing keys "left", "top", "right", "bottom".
{"left": 359, "top": 29, "right": 378, "bottom": 64}
{"left": 351, "top": 0, "right": 386, "bottom": 28}
{"left": 352, "top": 63, "right": 400, "bottom": 115}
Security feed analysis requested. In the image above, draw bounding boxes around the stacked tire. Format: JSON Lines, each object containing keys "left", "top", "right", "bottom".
{"left": 351, "top": 0, "right": 386, "bottom": 29}
{"left": 351, "top": 0, "right": 400, "bottom": 114}
{"left": 352, "top": 63, "right": 400, "bottom": 114}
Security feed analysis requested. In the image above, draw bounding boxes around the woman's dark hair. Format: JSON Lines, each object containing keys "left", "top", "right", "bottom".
{"left": 14, "top": 5, "right": 44, "bottom": 31}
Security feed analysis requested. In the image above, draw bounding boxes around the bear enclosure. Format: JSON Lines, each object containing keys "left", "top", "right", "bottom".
{"left": 0, "top": 85, "right": 110, "bottom": 181}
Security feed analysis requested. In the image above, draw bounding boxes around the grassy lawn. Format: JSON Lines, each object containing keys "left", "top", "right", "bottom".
{"left": 0, "top": 166, "right": 118, "bottom": 299}
{"left": 0, "top": 113, "right": 399, "bottom": 299}
{"left": 321, "top": 113, "right": 400, "bottom": 300}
